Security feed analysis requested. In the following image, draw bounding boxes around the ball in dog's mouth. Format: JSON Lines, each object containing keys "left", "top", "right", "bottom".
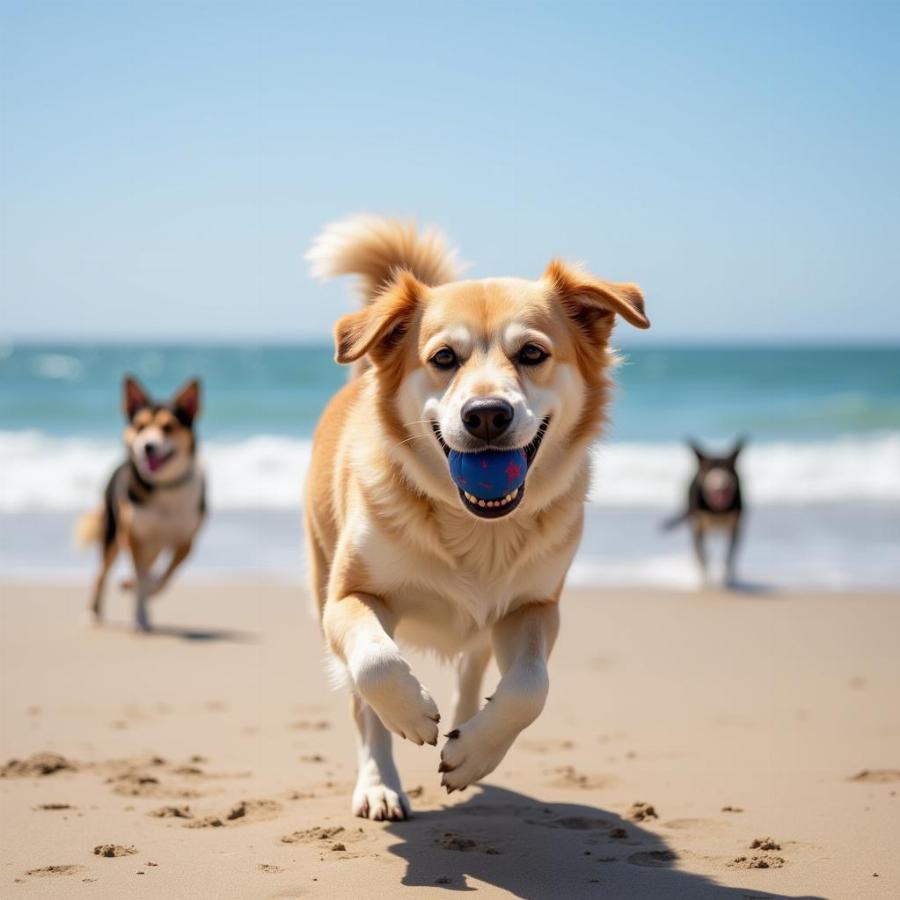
{"left": 432, "top": 418, "right": 550, "bottom": 519}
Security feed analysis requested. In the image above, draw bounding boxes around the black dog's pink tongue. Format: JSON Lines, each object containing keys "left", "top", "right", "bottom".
{"left": 707, "top": 487, "right": 733, "bottom": 510}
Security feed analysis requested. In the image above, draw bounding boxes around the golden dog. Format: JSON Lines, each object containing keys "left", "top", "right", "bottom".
{"left": 305, "top": 217, "right": 649, "bottom": 819}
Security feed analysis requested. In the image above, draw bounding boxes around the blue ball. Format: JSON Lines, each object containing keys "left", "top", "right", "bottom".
{"left": 448, "top": 448, "right": 528, "bottom": 500}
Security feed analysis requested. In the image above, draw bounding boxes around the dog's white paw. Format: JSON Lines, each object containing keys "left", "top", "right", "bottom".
{"left": 350, "top": 652, "right": 440, "bottom": 746}
{"left": 353, "top": 782, "right": 410, "bottom": 821}
{"left": 438, "top": 715, "right": 515, "bottom": 793}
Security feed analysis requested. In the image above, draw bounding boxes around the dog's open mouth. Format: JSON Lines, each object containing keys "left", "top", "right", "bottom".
{"left": 145, "top": 448, "right": 175, "bottom": 473}
{"left": 705, "top": 487, "right": 735, "bottom": 511}
{"left": 432, "top": 417, "right": 550, "bottom": 519}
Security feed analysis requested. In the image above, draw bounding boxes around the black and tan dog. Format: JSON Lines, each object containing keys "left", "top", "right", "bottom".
{"left": 76, "top": 376, "right": 205, "bottom": 631}
{"left": 664, "top": 439, "right": 745, "bottom": 587}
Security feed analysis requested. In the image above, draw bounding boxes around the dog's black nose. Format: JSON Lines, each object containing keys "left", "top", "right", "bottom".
{"left": 144, "top": 442, "right": 160, "bottom": 458}
{"left": 461, "top": 398, "right": 514, "bottom": 442}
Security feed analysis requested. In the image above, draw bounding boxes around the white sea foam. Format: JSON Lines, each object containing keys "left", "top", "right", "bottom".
{"left": 1, "top": 429, "right": 899, "bottom": 513}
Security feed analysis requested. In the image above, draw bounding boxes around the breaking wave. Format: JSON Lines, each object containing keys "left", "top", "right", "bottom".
{"left": 2, "top": 430, "right": 898, "bottom": 513}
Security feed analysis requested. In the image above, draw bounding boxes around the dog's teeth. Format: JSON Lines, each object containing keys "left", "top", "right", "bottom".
{"left": 467, "top": 488, "right": 524, "bottom": 510}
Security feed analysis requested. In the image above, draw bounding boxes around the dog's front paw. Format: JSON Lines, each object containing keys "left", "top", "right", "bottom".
{"left": 353, "top": 782, "right": 410, "bottom": 821}
{"left": 350, "top": 652, "right": 440, "bottom": 746}
{"left": 438, "top": 715, "right": 515, "bottom": 792}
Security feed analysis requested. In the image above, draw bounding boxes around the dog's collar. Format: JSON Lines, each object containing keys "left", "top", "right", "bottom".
{"left": 129, "top": 459, "right": 196, "bottom": 495}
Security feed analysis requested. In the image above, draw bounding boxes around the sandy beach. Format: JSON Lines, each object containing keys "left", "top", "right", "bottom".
{"left": 1, "top": 580, "right": 898, "bottom": 899}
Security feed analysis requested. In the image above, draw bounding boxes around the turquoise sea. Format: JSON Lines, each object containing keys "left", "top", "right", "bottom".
{"left": 1, "top": 341, "right": 898, "bottom": 589}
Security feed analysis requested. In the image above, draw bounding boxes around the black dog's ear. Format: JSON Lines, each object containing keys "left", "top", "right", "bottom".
{"left": 123, "top": 375, "right": 150, "bottom": 419}
{"left": 726, "top": 436, "right": 747, "bottom": 465}
{"left": 688, "top": 439, "right": 708, "bottom": 464}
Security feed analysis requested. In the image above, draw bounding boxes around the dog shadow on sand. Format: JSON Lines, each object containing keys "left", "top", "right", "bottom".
{"left": 385, "top": 785, "right": 823, "bottom": 900}
{"left": 99, "top": 621, "right": 255, "bottom": 643}
{"left": 145, "top": 623, "right": 255, "bottom": 642}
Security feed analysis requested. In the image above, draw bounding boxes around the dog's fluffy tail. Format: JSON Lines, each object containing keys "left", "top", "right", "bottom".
{"left": 306, "top": 215, "right": 461, "bottom": 303}
{"left": 74, "top": 508, "right": 104, "bottom": 548}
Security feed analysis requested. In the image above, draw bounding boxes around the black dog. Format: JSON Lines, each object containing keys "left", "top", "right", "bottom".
{"left": 664, "top": 439, "right": 745, "bottom": 587}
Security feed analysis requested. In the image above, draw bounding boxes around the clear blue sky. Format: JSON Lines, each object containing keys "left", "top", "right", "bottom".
{"left": 1, "top": 0, "right": 898, "bottom": 342}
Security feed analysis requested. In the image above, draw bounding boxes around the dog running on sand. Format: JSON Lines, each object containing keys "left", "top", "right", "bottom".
{"left": 664, "top": 438, "right": 745, "bottom": 587}
{"left": 304, "top": 216, "right": 650, "bottom": 819}
{"left": 76, "top": 376, "right": 204, "bottom": 631}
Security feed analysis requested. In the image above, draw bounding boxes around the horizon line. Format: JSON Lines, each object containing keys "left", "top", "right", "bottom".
{"left": 2, "top": 335, "right": 899, "bottom": 350}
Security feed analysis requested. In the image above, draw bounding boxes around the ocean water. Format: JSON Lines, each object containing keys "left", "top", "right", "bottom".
{"left": 1, "top": 341, "right": 898, "bottom": 590}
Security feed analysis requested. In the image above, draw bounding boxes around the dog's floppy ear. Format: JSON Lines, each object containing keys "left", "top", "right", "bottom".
{"left": 123, "top": 375, "right": 150, "bottom": 419}
{"left": 334, "top": 270, "right": 424, "bottom": 365}
{"left": 171, "top": 379, "right": 201, "bottom": 425}
{"left": 544, "top": 259, "right": 649, "bottom": 333}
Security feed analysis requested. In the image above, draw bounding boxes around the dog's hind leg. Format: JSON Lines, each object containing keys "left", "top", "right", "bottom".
{"left": 450, "top": 636, "right": 492, "bottom": 729}
{"left": 725, "top": 519, "right": 742, "bottom": 588}
{"left": 350, "top": 692, "right": 410, "bottom": 821}
{"left": 89, "top": 540, "right": 118, "bottom": 623}
{"left": 692, "top": 521, "right": 709, "bottom": 586}
{"left": 148, "top": 541, "right": 193, "bottom": 597}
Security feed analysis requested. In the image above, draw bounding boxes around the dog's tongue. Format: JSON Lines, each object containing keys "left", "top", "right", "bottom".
{"left": 447, "top": 448, "right": 528, "bottom": 500}
{"left": 146, "top": 455, "right": 163, "bottom": 473}
{"left": 707, "top": 487, "right": 733, "bottom": 510}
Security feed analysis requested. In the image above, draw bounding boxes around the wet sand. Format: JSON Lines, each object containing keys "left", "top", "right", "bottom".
{"left": 1, "top": 580, "right": 898, "bottom": 898}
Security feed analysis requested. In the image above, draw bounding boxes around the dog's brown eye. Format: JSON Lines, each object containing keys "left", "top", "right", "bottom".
{"left": 430, "top": 347, "right": 458, "bottom": 370}
{"left": 517, "top": 343, "right": 549, "bottom": 366}
{"left": 161, "top": 422, "right": 174, "bottom": 435}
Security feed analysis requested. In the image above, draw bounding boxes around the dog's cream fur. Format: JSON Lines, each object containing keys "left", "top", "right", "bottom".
{"left": 304, "top": 216, "right": 649, "bottom": 820}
